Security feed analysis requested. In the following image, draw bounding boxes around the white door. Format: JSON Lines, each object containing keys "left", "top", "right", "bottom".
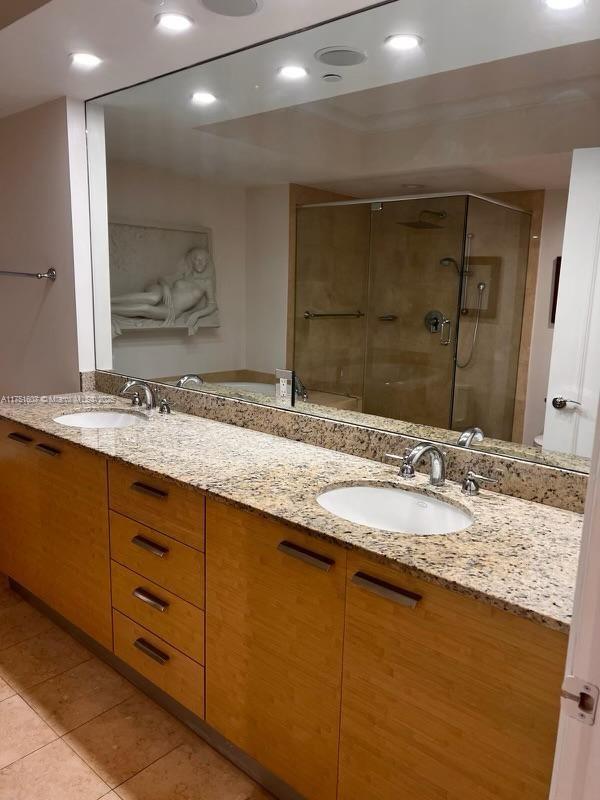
{"left": 544, "top": 148, "right": 600, "bottom": 459}
{"left": 550, "top": 397, "right": 600, "bottom": 798}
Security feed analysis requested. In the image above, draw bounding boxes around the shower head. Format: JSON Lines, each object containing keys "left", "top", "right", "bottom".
{"left": 397, "top": 209, "right": 448, "bottom": 230}
{"left": 440, "top": 256, "right": 461, "bottom": 273}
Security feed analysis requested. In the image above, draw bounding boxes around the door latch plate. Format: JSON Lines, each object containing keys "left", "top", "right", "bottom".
{"left": 561, "top": 675, "right": 599, "bottom": 725}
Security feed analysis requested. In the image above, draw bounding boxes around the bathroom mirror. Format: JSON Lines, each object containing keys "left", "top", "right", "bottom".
{"left": 87, "top": 0, "right": 600, "bottom": 474}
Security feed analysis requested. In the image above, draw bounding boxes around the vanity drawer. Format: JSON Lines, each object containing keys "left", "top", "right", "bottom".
{"left": 111, "top": 561, "right": 204, "bottom": 664}
{"left": 113, "top": 610, "right": 204, "bottom": 719}
{"left": 110, "top": 512, "right": 204, "bottom": 608}
{"left": 109, "top": 461, "right": 204, "bottom": 550}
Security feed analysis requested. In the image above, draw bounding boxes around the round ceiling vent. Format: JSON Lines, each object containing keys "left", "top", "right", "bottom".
{"left": 322, "top": 73, "right": 343, "bottom": 83}
{"left": 314, "top": 47, "right": 367, "bottom": 67}
{"left": 201, "top": 0, "right": 260, "bottom": 16}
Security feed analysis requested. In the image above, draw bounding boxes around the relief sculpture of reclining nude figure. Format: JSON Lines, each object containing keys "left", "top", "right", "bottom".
{"left": 111, "top": 246, "right": 219, "bottom": 336}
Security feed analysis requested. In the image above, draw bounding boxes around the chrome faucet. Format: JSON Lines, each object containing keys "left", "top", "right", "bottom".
{"left": 294, "top": 374, "right": 309, "bottom": 402}
{"left": 119, "top": 379, "right": 156, "bottom": 410}
{"left": 401, "top": 442, "right": 446, "bottom": 486}
{"left": 175, "top": 374, "right": 204, "bottom": 389}
{"left": 457, "top": 427, "right": 484, "bottom": 447}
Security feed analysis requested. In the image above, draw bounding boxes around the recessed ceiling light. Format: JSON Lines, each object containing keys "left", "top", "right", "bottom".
{"left": 322, "top": 73, "right": 343, "bottom": 83}
{"left": 70, "top": 52, "right": 103, "bottom": 69}
{"left": 278, "top": 65, "right": 308, "bottom": 80}
{"left": 201, "top": 0, "right": 260, "bottom": 16}
{"left": 191, "top": 91, "right": 217, "bottom": 105}
{"left": 544, "top": 0, "right": 584, "bottom": 7}
{"left": 155, "top": 12, "right": 194, "bottom": 32}
{"left": 315, "top": 47, "right": 366, "bottom": 67}
{"left": 384, "top": 34, "right": 423, "bottom": 51}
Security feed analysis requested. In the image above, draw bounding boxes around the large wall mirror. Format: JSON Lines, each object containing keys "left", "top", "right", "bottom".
{"left": 87, "top": 0, "right": 600, "bottom": 474}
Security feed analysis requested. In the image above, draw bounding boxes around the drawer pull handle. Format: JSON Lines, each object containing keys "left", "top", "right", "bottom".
{"left": 133, "top": 637, "right": 170, "bottom": 665}
{"left": 131, "top": 535, "right": 169, "bottom": 558}
{"left": 8, "top": 432, "right": 33, "bottom": 445}
{"left": 277, "top": 540, "right": 334, "bottom": 572}
{"left": 132, "top": 587, "right": 169, "bottom": 613}
{"left": 352, "top": 571, "right": 422, "bottom": 608}
{"left": 35, "top": 443, "right": 61, "bottom": 457}
{"left": 131, "top": 481, "right": 168, "bottom": 500}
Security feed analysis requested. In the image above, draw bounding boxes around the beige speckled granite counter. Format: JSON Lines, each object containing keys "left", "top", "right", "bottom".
{"left": 0, "top": 395, "right": 583, "bottom": 633}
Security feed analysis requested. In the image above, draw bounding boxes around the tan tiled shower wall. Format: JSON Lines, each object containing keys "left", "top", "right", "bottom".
{"left": 93, "top": 371, "right": 587, "bottom": 513}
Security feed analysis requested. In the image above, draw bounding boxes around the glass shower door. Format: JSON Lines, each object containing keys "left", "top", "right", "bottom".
{"left": 362, "top": 196, "right": 467, "bottom": 428}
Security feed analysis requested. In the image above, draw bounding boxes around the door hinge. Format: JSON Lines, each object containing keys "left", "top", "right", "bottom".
{"left": 561, "top": 675, "right": 599, "bottom": 725}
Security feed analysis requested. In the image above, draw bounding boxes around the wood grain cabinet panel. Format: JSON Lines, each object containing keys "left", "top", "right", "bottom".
{"left": 110, "top": 511, "right": 204, "bottom": 608}
{"left": 205, "top": 499, "right": 346, "bottom": 800}
{"left": 0, "top": 419, "right": 112, "bottom": 649}
{"left": 111, "top": 561, "right": 204, "bottom": 664}
{"left": 113, "top": 609, "right": 204, "bottom": 719}
{"left": 108, "top": 461, "right": 204, "bottom": 550}
{"left": 338, "top": 552, "right": 568, "bottom": 800}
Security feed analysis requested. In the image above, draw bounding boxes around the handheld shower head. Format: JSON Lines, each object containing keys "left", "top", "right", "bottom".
{"left": 440, "top": 256, "right": 461, "bottom": 273}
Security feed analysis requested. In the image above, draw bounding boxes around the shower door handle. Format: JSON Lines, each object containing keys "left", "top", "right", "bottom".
{"left": 440, "top": 317, "right": 451, "bottom": 346}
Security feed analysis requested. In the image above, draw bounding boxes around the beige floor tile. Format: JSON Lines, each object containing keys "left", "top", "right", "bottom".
{"left": 22, "top": 657, "right": 137, "bottom": 735}
{"left": 114, "top": 741, "right": 273, "bottom": 800}
{"left": 0, "top": 599, "right": 56, "bottom": 651}
{"left": 0, "top": 739, "right": 109, "bottom": 800}
{"left": 0, "top": 695, "right": 57, "bottom": 769}
{"left": 0, "top": 674, "right": 15, "bottom": 702}
{"left": 0, "top": 626, "right": 92, "bottom": 691}
{"left": 64, "top": 692, "right": 193, "bottom": 788}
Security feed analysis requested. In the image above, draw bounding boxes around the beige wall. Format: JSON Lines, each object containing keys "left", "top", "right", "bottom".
{"left": 245, "top": 185, "right": 289, "bottom": 374}
{"left": 0, "top": 98, "right": 80, "bottom": 395}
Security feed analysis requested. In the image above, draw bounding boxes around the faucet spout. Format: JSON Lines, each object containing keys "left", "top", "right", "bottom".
{"left": 119, "top": 379, "right": 156, "bottom": 410}
{"left": 403, "top": 442, "right": 446, "bottom": 486}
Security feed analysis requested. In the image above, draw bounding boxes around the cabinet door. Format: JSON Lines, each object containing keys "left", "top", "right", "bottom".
{"left": 339, "top": 552, "right": 567, "bottom": 800}
{"left": 206, "top": 500, "right": 346, "bottom": 800}
{"left": 0, "top": 420, "right": 39, "bottom": 589}
{"left": 0, "top": 419, "right": 112, "bottom": 650}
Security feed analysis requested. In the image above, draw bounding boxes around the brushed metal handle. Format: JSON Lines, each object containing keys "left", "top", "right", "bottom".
{"left": 277, "top": 540, "right": 334, "bottom": 572}
{"left": 133, "top": 637, "right": 170, "bottom": 665}
{"left": 352, "top": 571, "right": 422, "bottom": 608}
{"left": 131, "top": 481, "right": 168, "bottom": 499}
{"left": 8, "top": 432, "right": 33, "bottom": 445}
{"left": 35, "top": 443, "right": 61, "bottom": 457}
{"left": 131, "top": 535, "right": 169, "bottom": 558}
{"left": 132, "top": 587, "right": 169, "bottom": 613}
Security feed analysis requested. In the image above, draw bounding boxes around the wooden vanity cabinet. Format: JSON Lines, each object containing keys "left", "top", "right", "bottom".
{"left": 0, "top": 419, "right": 112, "bottom": 649}
{"left": 205, "top": 499, "right": 346, "bottom": 800}
{"left": 338, "top": 552, "right": 567, "bottom": 800}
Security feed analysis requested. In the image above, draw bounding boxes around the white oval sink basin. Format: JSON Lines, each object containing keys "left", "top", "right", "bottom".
{"left": 53, "top": 410, "right": 148, "bottom": 430}
{"left": 317, "top": 485, "right": 473, "bottom": 535}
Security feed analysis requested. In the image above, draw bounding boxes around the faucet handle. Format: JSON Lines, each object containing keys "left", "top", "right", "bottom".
{"left": 383, "top": 453, "right": 414, "bottom": 477}
{"left": 158, "top": 398, "right": 171, "bottom": 415}
{"left": 130, "top": 391, "right": 142, "bottom": 407}
{"left": 461, "top": 470, "right": 499, "bottom": 495}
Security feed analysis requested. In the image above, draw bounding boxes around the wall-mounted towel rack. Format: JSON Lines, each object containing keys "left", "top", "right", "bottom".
{"left": 0, "top": 267, "right": 57, "bottom": 281}
{"left": 304, "top": 310, "right": 364, "bottom": 319}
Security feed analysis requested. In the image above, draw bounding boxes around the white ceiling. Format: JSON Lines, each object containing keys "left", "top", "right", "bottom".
{"left": 99, "top": 24, "right": 600, "bottom": 196}
{"left": 0, "top": 0, "right": 377, "bottom": 118}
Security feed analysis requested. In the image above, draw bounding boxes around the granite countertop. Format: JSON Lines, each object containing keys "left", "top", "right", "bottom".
{"left": 0, "top": 394, "right": 583, "bottom": 633}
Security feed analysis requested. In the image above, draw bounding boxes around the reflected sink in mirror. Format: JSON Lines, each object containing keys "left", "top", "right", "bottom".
{"left": 317, "top": 485, "right": 473, "bottom": 535}
{"left": 54, "top": 410, "right": 148, "bottom": 430}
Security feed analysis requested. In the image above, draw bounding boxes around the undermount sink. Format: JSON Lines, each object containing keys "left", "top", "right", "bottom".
{"left": 53, "top": 410, "right": 148, "bottom": 430}
{"left": 317, "top": 484, "right": 473, "bottom": 535}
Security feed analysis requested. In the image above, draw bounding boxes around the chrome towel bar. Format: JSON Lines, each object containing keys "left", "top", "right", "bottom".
{"left": 0, "top": 267, "right": 57, "bottom": 281}
{"left": 304, "top": 309, "right": 364, "bottom": 319}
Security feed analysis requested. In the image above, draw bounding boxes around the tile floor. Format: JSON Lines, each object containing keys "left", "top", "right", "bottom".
{"left": 0, "top": 575, "right": 272, "bottom": 799}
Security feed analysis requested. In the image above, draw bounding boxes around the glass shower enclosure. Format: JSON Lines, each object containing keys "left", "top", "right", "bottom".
{"left": 294, "top": 193, "right": 531, "bottom": 441}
